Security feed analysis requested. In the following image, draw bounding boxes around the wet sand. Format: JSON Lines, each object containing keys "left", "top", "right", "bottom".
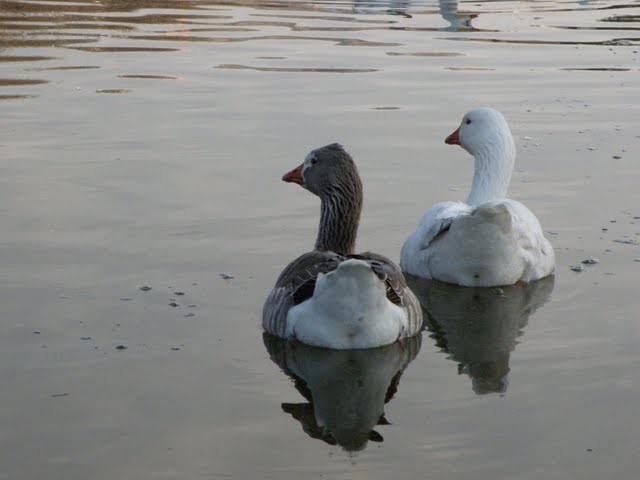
{"left": 1, "top": 0, "right": 639, "bottom": 478}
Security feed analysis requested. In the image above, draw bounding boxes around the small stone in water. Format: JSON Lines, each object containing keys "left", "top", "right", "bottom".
{"left": 581, "top": 258, "right": 599, "bottom": 265}
{"left": 139, "top": 285, "right": 152, "bottom": 291}
{"left": 219, "top": 273, "right": 234, "bottom": 280}
{"left": 115, "top": 344, "right": 127, "bottom": 350}
{"left": 169, "top": 302, "right": 179, "bottom": 307}
{"left": 570, "top": 264, "right": 585, "bottom": 272}
{"left": 174, "top": 291, "right": 185, "bottom": 296}
{"left": 612, "top": 155, "right": 622, "bottom": 159}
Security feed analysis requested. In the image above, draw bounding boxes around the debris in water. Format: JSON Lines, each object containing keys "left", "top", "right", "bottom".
{"left": 81, "top": 336, "right": 92, "bottom": 341}
{"left": 612, "top": 155, "right": 622, "bottom": 159}
{"left": 570, "top": 264, "right": 585, "bottom": 272}
{"left": 581, "top": 258, "right": 599, "bottom": 265}
{"left": 33, "top": 330, "right": 41, "bottom": 334}
{"left": 614, "top": 239, "right": 638, "bottom": 245}
{"left": 184, "top": 312, "right": 195, "bottom": 318}
{"left": 219, "top": 273, "right": 234, "bottom": 280}
{"left": 169, "top": 302, "right": 179, "bottom": 307}
{"left": 174, "top": 291, "right": 185, "bottom": 296}
{"left": 51, "top": 393, "right": 69, "bottom": 398}
{"left": 171, "top": 346, "right": 181, "bottom": 351}
{"left": 115, "top": 344, "right": 127, "bottom": 350}
{"left": 587, "top": 146, "right": 597, "bottom": 151}
{"left": 139, "top": 285, "right": 152, "bottom": 292}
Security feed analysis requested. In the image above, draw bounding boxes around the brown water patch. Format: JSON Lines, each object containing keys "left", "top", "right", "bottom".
{"left": 0, "top": 55, "right": 57, "bottom": 62}
{"left": 0, "top": 38, "right": 97, "bottom": 48}
{"left": 119, "top": 75, "right": 179, "bottom": 80}
{"left": 446, "top": 67, "right": 495, "bottom": 71}
{"left": 0, "top": 22, "right": 135, "bottom": 32}
{"left": 446, "top": 37, "right": 640, "bottom": 46}
{"left": 601, "top": 15, "right": 640, "bottom": 22}
{"left": 0, "top": 78, "right": 49, "bottom": 86}
{"left": 68, "top": 46, "right": 180, "bottom": 53}
{"left": 32, "top": 65, "right": 100, "bottom": 71}
{"left": 215, "top": 64, "right": 377, "bottom": 73}
{"left": 387, "top": 51, "right": 464, "bottom": 57}
{"left": 0, "top": 94, "right": 36, "bottom": 100}
{"left": 96, "top": 89, "right": 132, "bottom": 94}
{"left": 561, "top": 67, "right": 631, "bottom": 71}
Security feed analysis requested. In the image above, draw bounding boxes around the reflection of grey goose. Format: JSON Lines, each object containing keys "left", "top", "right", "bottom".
{"left": 263, "top": 144, "right": 422, "bottom": 349}
{"left": 401, "top": 108, "right": 555, "bottom": 287}
{"left": 408, "top": 275, "right": 554, "bottom": 394}
{"left": 263, "top": 332, "right": 422, "bottom": 451}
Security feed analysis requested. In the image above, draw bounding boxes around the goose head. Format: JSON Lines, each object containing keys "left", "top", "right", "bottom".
{"left": 282, "top": 143, "right": 361, "bottom": 198}
{"left": 445, "top": 108, "right": 516, "bottom": 206}
{"left": 281, "top": 143, "right": 363, "bottom": 253}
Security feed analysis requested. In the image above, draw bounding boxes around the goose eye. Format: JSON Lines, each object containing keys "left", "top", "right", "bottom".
{"left": 465, "top": 118, "right": 472, "bottom": 125}
{"left": 310, "top": 157, "right": 318, "bottom": 165}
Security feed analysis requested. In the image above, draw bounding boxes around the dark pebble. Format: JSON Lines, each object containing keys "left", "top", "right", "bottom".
{"left": 184, "top": 313, "right": 195, "bottom": 318}
{"left": 115, "top": 344, "right": 127, "bottom": 350}
{"left": 612, "top": 155, "right": 622, "bottom": 159}
{"left": 139, "top": 285, "right": 152, "bottom": 291}
{"left": 570, "top": 264, "right": 585, "bottom": 273}
{"left": 581, "top": 258, "right": 599, "bottom": 265}
{"left": 219, "top": 273, "right": 234, "bottom": 280}
{"left": 171, "top": 347, "right": 181, "bottom": 351}
{"left": 174, "top": 291, "right": 185, "bottom": 296}
{"left": 81, "top": 336, "right": 92, "bottom": 341}
{"left": 169, "top": 302, "right": 179, "bottom": 307}
{"left": 33, "top": 330, "right": 41, "bottom": 334}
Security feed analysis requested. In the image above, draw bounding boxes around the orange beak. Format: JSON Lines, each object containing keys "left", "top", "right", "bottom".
{"left": 282, "top": 163, "right": 304, "bottom": 186}
{"left": 445, "top": 127, "right": 461, "bottom": 145}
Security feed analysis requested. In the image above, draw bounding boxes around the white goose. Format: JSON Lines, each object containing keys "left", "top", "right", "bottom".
{"left": 263, "top": 143, "right": 422, "bottom": 349}
{"left": 400, "top": 108, "right": 555, "bottom": 287}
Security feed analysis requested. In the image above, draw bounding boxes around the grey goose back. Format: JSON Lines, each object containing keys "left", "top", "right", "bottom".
{"left": 262, "top": 143, "right": 422, "bottom": 349}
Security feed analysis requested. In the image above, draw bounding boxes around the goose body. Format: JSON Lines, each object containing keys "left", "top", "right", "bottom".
{"left": 263, "top": 144, "right": 422, "bottom": 349}
{"left": 400, "top": 108, "right": 555, "bottom": 287}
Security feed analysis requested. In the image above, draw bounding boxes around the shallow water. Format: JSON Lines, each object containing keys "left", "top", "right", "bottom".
{"left": 1, "top": 0, "right": 639, "bottom": 478}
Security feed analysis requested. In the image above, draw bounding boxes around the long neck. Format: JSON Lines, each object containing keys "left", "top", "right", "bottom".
{"left": 315, "top": 184, "right": 362, "bottom": 254}
{"left": 466, "top": 135, "right": 516, "bottom": 206}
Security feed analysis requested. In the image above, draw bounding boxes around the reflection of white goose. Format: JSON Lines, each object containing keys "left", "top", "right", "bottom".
{"left": 401, "top": 108, "right": 556, "bottom": 287}
{"left": 407, "top": 275, "right": 554, "bottom": 394}
{"left": 438, "top": 0, "right": 478, "bottom": 31}
{"left": 263, "top": 333, "right": 422, "bottom": 451}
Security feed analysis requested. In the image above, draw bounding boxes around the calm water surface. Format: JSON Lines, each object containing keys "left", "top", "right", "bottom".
{"left": 1, "top": 0, "right": 639, "bottom": 478}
